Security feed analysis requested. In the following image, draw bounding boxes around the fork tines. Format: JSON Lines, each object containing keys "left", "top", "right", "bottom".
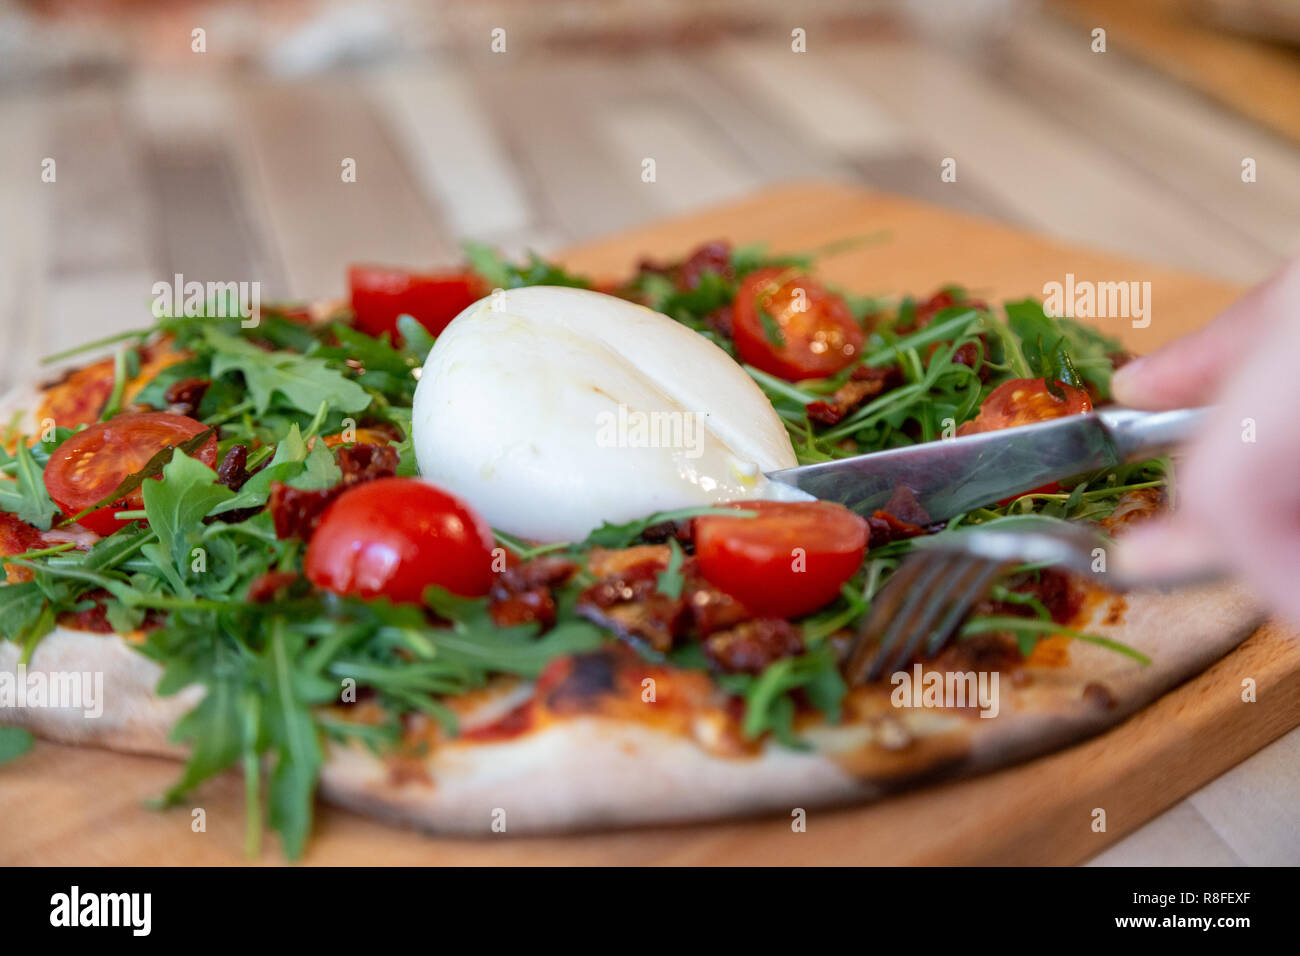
{"left": 843, "top": 550, "right": 1008, "bottom": 686}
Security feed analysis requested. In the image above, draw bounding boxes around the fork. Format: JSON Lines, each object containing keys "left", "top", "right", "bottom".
{"left": 840, "top": 520, "right": 1220, "bottom": 686}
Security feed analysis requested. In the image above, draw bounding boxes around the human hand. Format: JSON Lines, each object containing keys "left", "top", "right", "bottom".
{"left": 1110, "top": 259, "right": 1300, "bottom": 623}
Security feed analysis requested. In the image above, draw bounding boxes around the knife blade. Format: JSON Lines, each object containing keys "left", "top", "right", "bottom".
{"left": 764, "top": 407, "right": 1206, "bottom": 523}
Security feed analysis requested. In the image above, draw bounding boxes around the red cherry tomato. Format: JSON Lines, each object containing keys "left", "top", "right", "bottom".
{"left": 304, "top": 478, "right": 496, "bottom": 604}
{"left": 693, "top": 500, "right": 868, "bottom": 619}
{"left": 43, "top": 412, "right": 218, "bottom": 535}
{"left": 958, "top": 378, "right": 1093, "bottom": 436}
{"left": 731, "top": 267, "right": 864, "bottom": 381}
{"left": 348, "top": 266, "right": 486, "bottom": 341}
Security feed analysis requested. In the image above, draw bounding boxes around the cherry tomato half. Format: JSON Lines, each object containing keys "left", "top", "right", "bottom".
{"left": 304, "top": 477, "right": 496, "bottom": 604}
{"left": 348, "top": 266, "right": 485, "bottom": 341}
{"left": 958, "top": 378, "right": 1093, "bottom": 436}
{"left": 43, "top": 412, "right": 218, "bottom": 536}
{"left": 732, "top": 267, "right": 864, "bottom": 382}
{"left": 693, "top": 500, "right": 869, "bottom": 619}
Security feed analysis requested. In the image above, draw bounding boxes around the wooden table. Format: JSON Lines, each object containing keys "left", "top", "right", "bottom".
{"left": 3, "top": 183, "right": 1297, "bottom": 865}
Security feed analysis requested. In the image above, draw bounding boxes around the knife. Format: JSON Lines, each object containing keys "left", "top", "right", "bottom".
{"left": 765, "top": 407, "right": 1207, "bottom": 523}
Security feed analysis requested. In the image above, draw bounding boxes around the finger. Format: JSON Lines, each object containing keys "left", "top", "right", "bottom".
{"left": 1111, "top": 259, "right": 1299, "bottom": 409}
{"left": 1115, "top": 515, "right": 1300, "bottom": 626}
{"left": 1226, "top": 522, "right": 1300, "bottom": 628}
{"left": 1120, "top": 370, "right": 1300, "bottom": 624}
{"left": 1110, "top": 518, "right": 1226, "bottom": 585}
{"left": 1111, "top": 316, "right": 1257, "bottom": 410}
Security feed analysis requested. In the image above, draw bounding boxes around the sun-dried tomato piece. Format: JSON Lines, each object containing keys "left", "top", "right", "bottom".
{"left": 865, "top": 510, "right": 927, "bottom": 549}
{"left": 268, "top": 483, "right": 340, "bottom": 540}
{"left": 163, "top": 377, "right": 211, "bottom": 417}
{"left": 681, "top": 566, "right": 749, "bottom": 637}
{"left": 881, "top": 485, "right": 931, "bottom": 527}
{"left": 268, "top": 442, "right": 401, "bottom": 540}
{"left": 806, "top": 365, "right": 902, "bottom": 425}
{"left": 576, "top": 561, "right": 686, "bottom": 652}
{"left": 336, "top": 442, "right": 398, "bottom": 484}
{"left": 677, "top": 240, "right": 733, "bottom": 291}
{"left": 215, "top": 444, "right": 251, "bottom": 491}
{"left": 635, "top": 239, "right": 733, "bottom": 293}
{"left": 53, "top": 588, "right": 115, "bottom": 633}
{"left": 971, "top": 567, "right": 1082, "bottom": 627}
{"left": 488, "top": 555, "right": 578, "bottom": 629}
{"left": 703, "top": 619, "right": 804, "bottom": 674}
{"left": 911, "top": 290, "right": 988, "bottom": 330}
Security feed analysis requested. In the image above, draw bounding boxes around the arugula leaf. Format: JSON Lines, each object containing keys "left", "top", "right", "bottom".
{"left": 41, "top": 327, "right": 153, "bottom": 365}
{"left": 757, "top": 305, "right": 786, "bottom": 348}
{"left": 1044, "top": 340, "right": 1082, "bottom": 390}
{"left": 239, "top": 689, "right": 263, "bottom": 857}
{"left": 919, "top": 512, "right": 1109, "bottom": 543}
{"left": 464, "top": 242, "right": 590, "bottom": 290}
{"left": 960, "top": 616, "right": 1149, "bottom": 665}
{"left": 141, "top": 450, "right": 235, "bottom": 571}
{"left": 730, "top": 241, "right": 811, "bottom": 277}
{"left": 661, "top": 271, "right": 733, "bottom": 326}
{"left": 864, "top": 308, "right": 979, "bottom": 368}
{"left": 99, "top": 347, "right": 131, "bottom": 421}
{"left": 161, "top": 638, "right": 246, "bottom": 804}
{"left": 320, "top": 323, "right": 422, "bottom": 402}
{"left": 0, "top": 581, "right": 49, "bottom": 644}
{"left": 625, "top": 272, "right": 677, "bottom": 314}
{"left": 1004, "top": 299, "right": 1123, "bottom": 398}
{"left": 0, "top": 442, "right": 58, "bottom": 530}
{"left": 0, "top": 727, "right": 34, "bottom": 765}
{"left": 203, "top": 328, "right": 371, "bottom": 416}
{"left": 735, "top": 644, "right": 845, "bottom": 745}
{"left": 264, "top": 619, "right": 323, "bottom": 859}
{"left": 293, "top": 441, "right": 342, "bottom": 491}
{"left": 431, "top": 621, "right": 606, "bottom": 679}
{"left": 424, "top": 587, "right": 604, "bottom": 678}
{"left": 396, "top": 315, "right": 436, "bottom": 359}
{"left": 656, "top": 539, "right": 685, "bottom": 599}
{"left": 104, "top": 600, "right": 146, "bottom": 634}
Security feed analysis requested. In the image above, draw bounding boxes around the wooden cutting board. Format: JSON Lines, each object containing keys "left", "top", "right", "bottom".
{"left": 4, "top": 182, "right": 1297, "bottom": 865}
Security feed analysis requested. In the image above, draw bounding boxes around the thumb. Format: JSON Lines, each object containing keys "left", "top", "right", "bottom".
{"left": 1110, "top": 260, "right": 1298, "bottom": 409}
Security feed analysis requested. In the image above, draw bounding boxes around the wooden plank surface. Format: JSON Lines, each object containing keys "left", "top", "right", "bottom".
{"left": 2, "top": 182, "right": 1296, "bottom": 865}
{"left": 1054, "top": 0, "right": 1300, "bottom": 147}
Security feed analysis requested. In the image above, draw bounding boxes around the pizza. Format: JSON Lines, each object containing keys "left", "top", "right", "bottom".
{"left": 0, "top": 240, "right": 1261, "bottom": 857}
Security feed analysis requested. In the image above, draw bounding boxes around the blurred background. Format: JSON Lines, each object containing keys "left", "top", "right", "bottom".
{"left": 1, "top": 0, "right": 1298, "bottom": 863}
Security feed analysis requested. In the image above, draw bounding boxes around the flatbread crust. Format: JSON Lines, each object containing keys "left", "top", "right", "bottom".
{"left": 0, "top": 379, "right": 1267, "bottom": 836}
{"left": 287, "top": 580, "right": 1270, "bottom": 834}
{"left": 0, "top": 630, "right": 198, "bottom": 758}
{"left": 1, "top": 583, "right": 1262, "bottom": 834}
